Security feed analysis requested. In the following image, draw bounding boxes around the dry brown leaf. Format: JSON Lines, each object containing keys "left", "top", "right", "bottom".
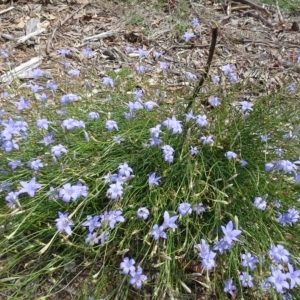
{"left": 16, "top": 18, "right": 25, "bottom": 29}
{"left": 202, "top": 39, "right": 209, "bottom": 46}
{"left": 187, "top": 261, "right": 204, "bottom": 273}
{"left": 41, "top": 21, "right": 50, "bottom": 29}
{"left": 164, "top": 99, "right": 174, "bottom": 104}
{"left": 42, "top": 13, "right": 57, "bottom": 20}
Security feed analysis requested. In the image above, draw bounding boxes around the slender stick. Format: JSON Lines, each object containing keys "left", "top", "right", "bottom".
{"left": 185, "top": 27, "right": 218, "bottom": 112}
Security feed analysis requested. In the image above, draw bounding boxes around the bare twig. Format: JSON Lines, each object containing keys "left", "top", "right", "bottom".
{"left": 231, "top": 5, "right": 251, "bottom": 11}
{"left": 168, "top": 44, "right": 209, "bottom": 50}
{"left": 185, "top": 27, "right": 218, "bottom": 112}
{"left": 15, "top": 28, "right": 45, "bottom": 45}
{"left": 60, "top": 3, "right": 89, "bottom": 26}
{"left": 242, "top": 11, "right": 274, "bottom": 28}
{"left": 276, "top": 0, "right": 285, "bottom": 28}
{"left": 214, "top": 5, "right": 251, "bottom": 11}
{"left": 113, "top": 46, "right": 129, "bottom": 62}
{"left": 83, "top": 31, "right": 118, "bottom": 43}
{"left": 0, "top": 56, "right": 43, "bottom": 84}
{"left": 46, "top": 28, "right": 57, "bottom": 54}
{"left": 240, "top": 37, "right": 277, "bottom": 48}
{"left": 233, "top": 0, "right": 272, "bottom": 17}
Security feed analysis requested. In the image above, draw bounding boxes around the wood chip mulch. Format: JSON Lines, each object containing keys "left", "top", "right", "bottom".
{"left": 0, "top": 0, "right": 300, "bottom": 299}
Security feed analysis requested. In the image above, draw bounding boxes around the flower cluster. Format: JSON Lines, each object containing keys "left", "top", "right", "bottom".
{"left": 276, "top": 207, "right": 300, "bottom": 226}
{"left": 88, "top": 112, "right": 100, "bottom": 120}
{"left": 253, "top": 195, "right": 268, "bottom": 210}
{"left": 123, "top": 89, "right": 160, "bottom": 119}
{"left": 214, "top": 221, "right": 242, "bottom": 254}
{"left": 137, "top": 207, "right": 150, "bottom": 220}
{"left": 13, "top": 97, "right": 30, "bottom": 110}
{"left": 200, "top": 135, "right": 214, "bottom": 145}
{"left": 265, "top": 159, "right": 298, "bottom": 174}
{"left": 182, "top": 18, "right": 199, "bottom": 41}
{"left": 5, "top": 191, "right": 20, "bottom": 209}
{"left": 151, "top": 211, "right": 178, "bottom": 241}
{"left": 240, "top": 252, "right": 259, "bottom": 270}
{"left": 266, "top": 244, "right": 300, "bottom": 294}
{"left": 178, "top": 202, "right": 205, "bottom": 216}
{"left": 120, "top": 257, "right": 147, "bottom": 289}
{"left": 195, "top": 220, "right": 241, "bottom": 272}
{"left": 194, "top": 239, "right": 216, "bottom": 270}
{"left": 51, "top": 144, "right": 67, "bottom": 158}
{"left": 59, "top": 182, "right": 88, "bottom": 203}
{"left": 1, "top": 118, "right": 28, "bottom": 152}
{"left": 27, "top": 159, "right": 43, "bottom": 171}
{"left": 222, "top": 243, "right": 300, "bottom": 298}
{"left": 148, "top": 172, "right": 161, "bottom": 187}
{"left": 221, "top": 64, "right": 238, "bottom": 83}
{"left": 62, "top": 118, "right": 85, "bottom": 130}
{"left": 149, "top": 124, "right": 162, "bottom": 146}
{"left": 103, "top": 163, "right": 134, "bottom": 200}
{"left": 60, "top": 93, "right": 79, "bottom": 104}
{"left": 162, "top": 145, "right": 175, "bottom": 163}
{"left": 55, "top": 212, "right": 74, "bottom": 235}
{"left": 82, "top": 210, "right": 125, "bottom": 245}
{"left": 162, "top": 115, "right": 183, "bottom": 134}
{"left": 195, "top": 114, "right": 208, "bottom": 127}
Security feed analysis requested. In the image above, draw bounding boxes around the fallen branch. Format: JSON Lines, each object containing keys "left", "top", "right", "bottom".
{"left": 214, "top": 4, "right": 251, "bottom": 11}
{"left": 185, "top": 27, "right": 218, "bottom": 112}
{"left": 0, "top": 6, "right": 14, "bottom": 15}
{"left": 15, "top": 28, "right": 45, "bottom": 46}
{"left": 0, "top": 56, "right": 43, "bottom": 84}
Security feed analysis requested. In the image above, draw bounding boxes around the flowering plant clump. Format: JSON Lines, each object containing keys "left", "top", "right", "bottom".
{"left": 1, "top": 15, "right": 300, "bottom": 300}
